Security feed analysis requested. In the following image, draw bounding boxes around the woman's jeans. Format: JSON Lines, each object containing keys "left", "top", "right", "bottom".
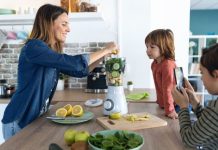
{"left": 2, "top": 121, "right": 21, "bottom": 141}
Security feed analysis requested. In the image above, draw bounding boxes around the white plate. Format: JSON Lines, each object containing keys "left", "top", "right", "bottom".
{"left": 85, "top": 98, "right": 103, "bottom": 107}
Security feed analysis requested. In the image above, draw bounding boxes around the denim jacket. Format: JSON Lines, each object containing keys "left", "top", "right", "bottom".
{"left": 2, "top": 39, "right": 89, "bottom": 128}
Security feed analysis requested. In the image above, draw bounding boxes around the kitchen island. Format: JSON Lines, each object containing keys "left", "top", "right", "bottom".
{"left": 0, "top": 101, "right": 194, "bottom": 150}
{"left": 52, "top": 88, "right": 156, "bottom": 103}
{"left": 0, "top": 88, "right": 156, "bottom": 104}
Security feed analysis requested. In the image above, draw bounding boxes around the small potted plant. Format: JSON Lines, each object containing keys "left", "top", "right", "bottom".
{"left": 56, "top": 73, "right": 67, "bottom": 91}
{"left": 127, "top": 81, "right": 134, "bottom": 91}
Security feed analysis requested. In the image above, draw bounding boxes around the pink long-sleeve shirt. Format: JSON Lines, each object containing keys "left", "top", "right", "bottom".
{"left": 151, "top": 59, "right": 176, "bottom": 115}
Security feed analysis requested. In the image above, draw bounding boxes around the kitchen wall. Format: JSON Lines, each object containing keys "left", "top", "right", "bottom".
{"left": 190, "top": 10, "right": 218, "bottom": 35}
{"left": 0, "top": 0, "right": 118, "bottom": 43}
{"left": 0, "top": 0, "right": 191, "bottom": 89}
{"left": 0, "top": 42, "right": 109, "bottom": 88}
{"left": 119, "top": 0, "right": 190, "bottom": 88}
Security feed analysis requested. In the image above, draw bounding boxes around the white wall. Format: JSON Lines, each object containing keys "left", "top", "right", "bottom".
{"left": 118, "top": 0, "right": 152, "bottom": 88}
{"left": 66, "top": 0, "right": 118, "bottom": 43}
{"left": 0, "top": 0, "right": 118, "bottom": 43}
{"left": 0, "top": 0, "right": 60, "bottom": 10}
{"left": 150, "top": 0, "right": 190, "bottom": 77}
{"left": 119, "top": 0, "right": 190, "bottom": 88}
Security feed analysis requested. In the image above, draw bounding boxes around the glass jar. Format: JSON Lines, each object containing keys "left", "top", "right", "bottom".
{"left": 105, "top": 57, "right": 126, "bottom": 86}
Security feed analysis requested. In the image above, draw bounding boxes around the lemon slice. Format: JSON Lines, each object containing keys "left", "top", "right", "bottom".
{"left": 64, "top": 104, "right": 73, "bottom": 116}
{"left": 72, "top": 105, "right": 84, "bottom": 117}
{"left": 56, "top": 108, "right": 67, "bottom": 117}
{"left": 112, "top": 49, "right": 118, "bottom": 54}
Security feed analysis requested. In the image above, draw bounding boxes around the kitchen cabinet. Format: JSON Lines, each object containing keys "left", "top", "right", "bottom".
{"left": 188, "top": 35, "right": 218, "bottom": 106}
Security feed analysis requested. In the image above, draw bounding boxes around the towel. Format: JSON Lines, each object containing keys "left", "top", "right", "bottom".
{"left": 126, "top": 92, "right": 149, "bottom": 100}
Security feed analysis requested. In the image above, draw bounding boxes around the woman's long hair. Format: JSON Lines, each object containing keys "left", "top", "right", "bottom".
{"left": 29, "top": 4, "right": 68, "bottom": 53}
{"left": 145, "top": 29, "right": 175, "bottom": 60}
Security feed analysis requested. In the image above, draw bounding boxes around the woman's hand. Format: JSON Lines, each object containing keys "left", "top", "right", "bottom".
{"left": 167, "top": 111, "right": 178, "bottom": 119}
{"left": 184, "top": 78, "right": 200, "bottom": 110}
{"left": 172, "top": 86, "right": 189, "bottom": 109}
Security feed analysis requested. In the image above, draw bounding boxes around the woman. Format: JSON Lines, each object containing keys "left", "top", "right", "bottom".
{"left": 2, "top": 4, "right": 118, "bottom": 140}
{"left": 145, "top": 29, "right": 178, "bottom": 119}
{"left": 172, "top": 44, "right": 218, "bottom": 149}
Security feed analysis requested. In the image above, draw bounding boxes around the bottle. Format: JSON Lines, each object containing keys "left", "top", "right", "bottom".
{"left": 70, "top": 0, "right": 80, "bottom": 12}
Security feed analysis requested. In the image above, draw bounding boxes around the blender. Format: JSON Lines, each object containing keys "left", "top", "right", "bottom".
{"left": 103, "top": 57, "right": 128, "bottom": 115}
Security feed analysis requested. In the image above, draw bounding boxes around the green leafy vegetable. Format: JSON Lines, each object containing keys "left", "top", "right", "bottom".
{"left": 105, "top": 58, "right": 126, "bottom": 86}
{"left": 89, "top": 131, "right": 143, "bottom": 150}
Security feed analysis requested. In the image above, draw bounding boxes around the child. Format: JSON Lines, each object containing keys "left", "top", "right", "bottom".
{"left": 172, "top": 44, "right": 218, "bottom": 149}
{"left": 145, "top": 29, "right": 178, "bottom": 119}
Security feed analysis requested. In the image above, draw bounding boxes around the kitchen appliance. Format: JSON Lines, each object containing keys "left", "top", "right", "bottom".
{"left": 103, "top": 57, "right": 128, "bottom": 115}
{"left": 0, "top": 79, "right": 15, "bottom": 98}
{"left": 85, "top": 67, "right": 108, "bottom": 93}
{"left": 0, "top": 79, "right": 7, "bottom": 98}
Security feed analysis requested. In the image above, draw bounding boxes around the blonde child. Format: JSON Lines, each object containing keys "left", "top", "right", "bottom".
{"left": 145, "top": 29, "right": 178, "bottom": 119}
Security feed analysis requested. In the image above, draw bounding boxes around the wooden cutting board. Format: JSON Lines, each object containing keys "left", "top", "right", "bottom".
{"left": 97, "top": 112, "right": 167, "bottom": 131}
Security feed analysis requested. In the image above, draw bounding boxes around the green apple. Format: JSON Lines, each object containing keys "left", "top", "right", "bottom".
{"left": 74, "top": 131, "right": 90, "bottom": 142}
{"left": 64, "top": 129, "right": 77, "bottom": 145}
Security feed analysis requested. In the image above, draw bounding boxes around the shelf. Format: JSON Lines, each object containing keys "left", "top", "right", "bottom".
{"left": 189, "top": 55, "right": 201, "bottom": 58}
{"left": 188, "top": 74, "right": 201, "bottom": 77}
{"left": 0, "top": 12, "right": 103, "bottom": 25}
{"left": 190, "top": 35, "right": 218, "bottom": 38}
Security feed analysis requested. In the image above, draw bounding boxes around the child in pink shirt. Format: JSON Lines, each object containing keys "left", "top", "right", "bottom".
{"left": 145, "top": 29, "right": 178, "bottom": 119}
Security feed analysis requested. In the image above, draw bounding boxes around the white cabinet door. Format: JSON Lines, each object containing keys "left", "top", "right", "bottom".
{"left": 0, "top": 104, "right": 7, "bottom": 144}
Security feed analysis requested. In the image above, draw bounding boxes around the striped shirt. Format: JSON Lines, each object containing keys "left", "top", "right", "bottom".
{"left": 178, "top": 99, "right": 218, "bottom": 150}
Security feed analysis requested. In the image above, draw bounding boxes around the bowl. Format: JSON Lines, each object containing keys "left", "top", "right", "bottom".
{"left": 88, "top": 130, "right": 144, "bottom": 150}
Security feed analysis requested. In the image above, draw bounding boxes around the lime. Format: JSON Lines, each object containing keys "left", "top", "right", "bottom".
{"left": 113, "top": 63, "right": 120, "bottom": 70}
{"left": 64, "top": 129, "right": 77, "bottom": 145}
{"left": 72, "top": 105, "right": 84, "bottom": 117}
{"left": 111, "top": 71, "right": 120, "bottom": 78}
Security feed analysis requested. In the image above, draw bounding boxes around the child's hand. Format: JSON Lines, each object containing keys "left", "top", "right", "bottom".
{"left": 167, "top": 111, "right": 178, "bottom": 119}
{"left": 184, "top": 78, "right": 200, "bottom": 110}
{"left": 172, "top": 86, "right": 189, "bottom": 109}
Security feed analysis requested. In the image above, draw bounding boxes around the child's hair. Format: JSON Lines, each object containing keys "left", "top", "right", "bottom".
{"left": 145, "top": 29, "right": 175, "bottom": 60}
{"left": 200, "top": 43, "right": 218, "bottom": 77}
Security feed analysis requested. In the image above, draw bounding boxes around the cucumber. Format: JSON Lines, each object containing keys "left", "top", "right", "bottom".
{"left": 111, "top": 71, "right": 120, "bottom": 78}
{"left": 113, "top": 63, "right": 120, "bottom": 70}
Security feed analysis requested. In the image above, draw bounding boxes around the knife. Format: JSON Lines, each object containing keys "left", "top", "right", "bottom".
{"left": 46, "top": 116, "right": 87, "bottom": 120}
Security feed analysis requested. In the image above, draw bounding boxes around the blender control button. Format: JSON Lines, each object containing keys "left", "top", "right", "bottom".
{"left": 104, "top": 99, "right": 114, "bottom": 111}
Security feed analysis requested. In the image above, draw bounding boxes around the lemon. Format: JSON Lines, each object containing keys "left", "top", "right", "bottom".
{"left": 109, "top": 112, "right": 121, "bottom": 120}
{"left": 56, "top": 108, "right": 67, "bottom": 117}
{"left": 64, "top": 104, "right": 73, "bottom": 116}
{"left": 72, "top": 105, "right": 84, "bottom": 117}
{"left": 112, "top": 49, "right": 118, "bottom": 55}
